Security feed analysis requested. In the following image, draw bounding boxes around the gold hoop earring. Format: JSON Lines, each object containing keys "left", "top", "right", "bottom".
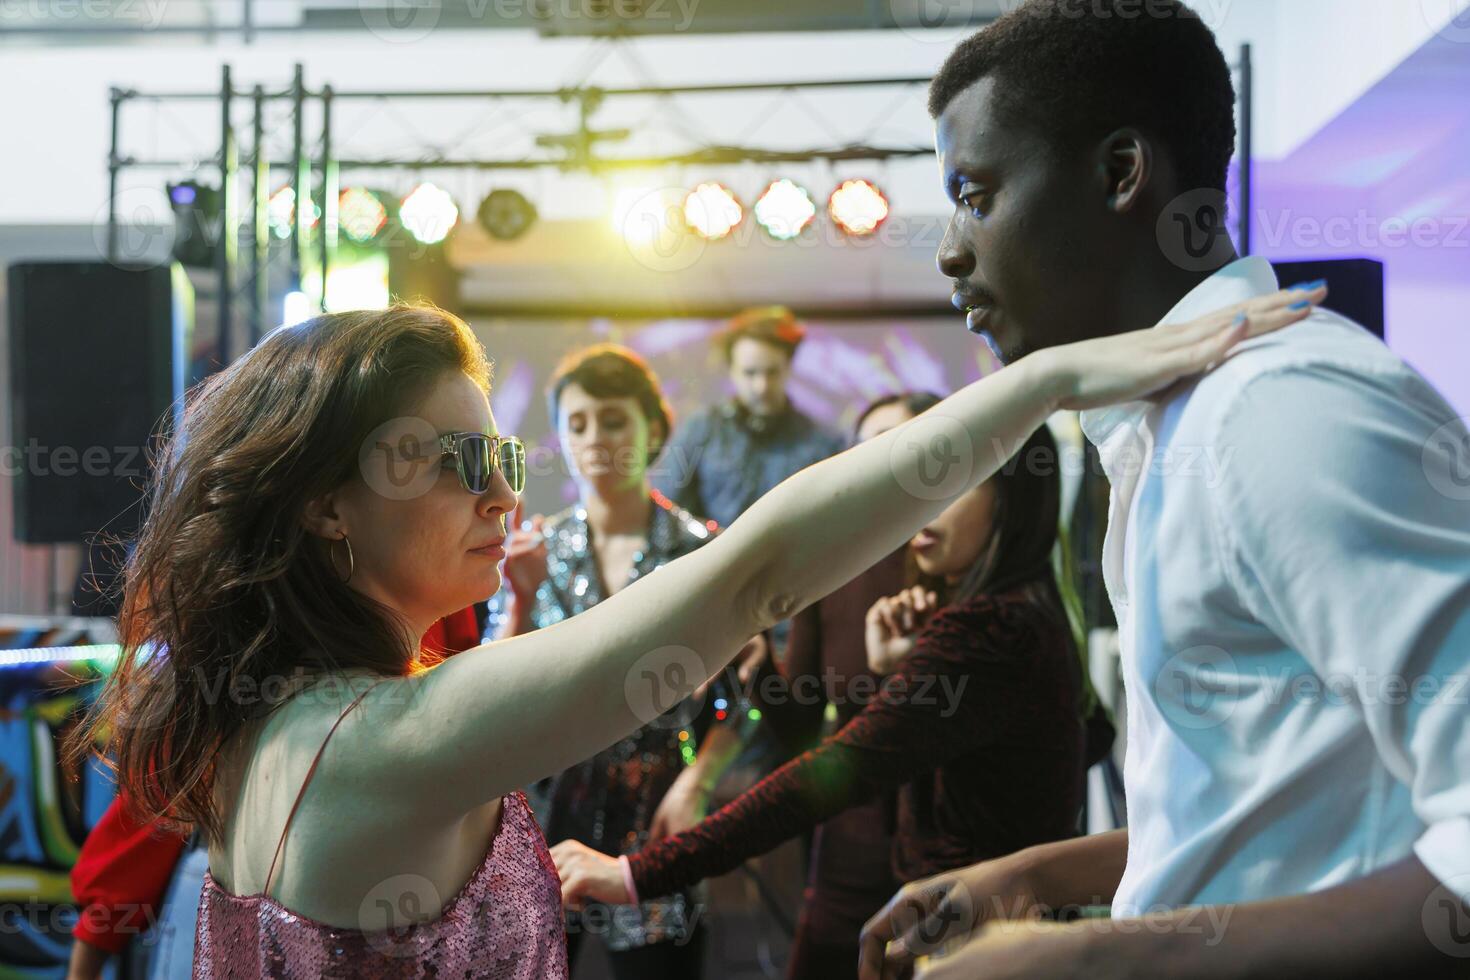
{"left": 331, "top": 532, "right": 355, "bottom": 583}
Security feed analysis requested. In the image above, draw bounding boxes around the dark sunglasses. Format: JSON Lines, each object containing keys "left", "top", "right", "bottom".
{"left": 436, "top": 432, "right": 526, "bottom": 495}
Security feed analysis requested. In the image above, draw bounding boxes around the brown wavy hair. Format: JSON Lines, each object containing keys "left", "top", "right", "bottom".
{"left": 64, "top": 304, "right": 491, "bottom": 842}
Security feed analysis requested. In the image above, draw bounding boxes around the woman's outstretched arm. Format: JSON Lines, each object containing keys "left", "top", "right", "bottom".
{"left": 551, "top": 592, "right": 1060, "bottom": 905}
{"left": 353, "top": 289, "right": 1323, "bottom": 818}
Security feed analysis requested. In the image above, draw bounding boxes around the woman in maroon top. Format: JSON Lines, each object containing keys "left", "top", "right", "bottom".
{"left": 757, "top": 392, "right": 938, "bottom": 980}
{"left": 553, "top": 423, "right": 1114, "bottom": 976}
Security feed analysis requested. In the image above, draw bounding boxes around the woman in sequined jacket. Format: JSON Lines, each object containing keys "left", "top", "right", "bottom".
{"left": 489, "top": 343, "right": 746, "bottom": 979}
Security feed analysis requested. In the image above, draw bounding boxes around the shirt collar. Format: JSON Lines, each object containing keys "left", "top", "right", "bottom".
{"left": 1079, "top": 256, "right": 1280, "bottom": 447}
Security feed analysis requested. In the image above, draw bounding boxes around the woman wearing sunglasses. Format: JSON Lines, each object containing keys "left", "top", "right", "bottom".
{"left": 71, "top": 296, "right": 1318, "bottom": 978}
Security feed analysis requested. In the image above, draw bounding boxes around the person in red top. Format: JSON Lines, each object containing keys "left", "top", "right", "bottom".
{"left": 65, "top": 605, "right": 485, "bottom": 979}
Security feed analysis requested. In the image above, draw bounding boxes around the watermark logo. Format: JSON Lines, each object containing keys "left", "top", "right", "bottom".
{"left": 887, "top": 0, "right": 1235, "bottom": 44}
{"left": 890, "top": 413, "right": 974, "bottom": 501}
{"left": 1422, "top": 874, "right": 1470, "bottom": 957}
{"left": 1423, "top": 417, "right": 1470, "bottom": 502}
{"left": 358, "top": 874, "right": 444, "bottom": 956}
{"left": 1157, "top": 188, "right": 1236, "bottom": 273}
{"left": 887, "top": 877, "right": 977, "bottom": 957}
{"left": 359, "top": 416, "right": 444, "bottom": 501}
{"left": 1421, "top": 0, "right": 1470, "bottom": 43}
{"left": 1153, "top": 644, "right": 1237, "bottom": 730}
{"left": 359, "top": 0, "right": 442, "bottom": 42}
{"left": 624, "top": 645, "right": 708, "bottom": 728}
{"left": 616, "top": 186, "right": 708, "bottom": 273}
{"left": 92, "top": 182, "right": 172, "bottom": 270}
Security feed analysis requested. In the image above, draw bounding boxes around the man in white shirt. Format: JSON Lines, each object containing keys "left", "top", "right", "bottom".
{"left": 860, "top": 0, "right": 1470, "bottom": 976}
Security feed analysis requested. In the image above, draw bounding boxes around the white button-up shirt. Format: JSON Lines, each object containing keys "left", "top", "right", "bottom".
{"left": 1079, "top": 256, "right": 1470, "bottom": 916}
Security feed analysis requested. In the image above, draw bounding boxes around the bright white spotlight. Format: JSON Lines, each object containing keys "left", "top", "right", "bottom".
{"left": 612, "top": 187, "right": 679, "bottom": 246}
{"left": 828, "top": 179, "right": 890, "bottom": 237}
{"left": 754, "top": 179, "right": 816, "bottom": 240}
{"left": 683, "top": 182, "right": 743, "bottom": 240}
{"left": 611, "top": 185, "right": 705, "bottom": 273}
{"left": 400, "top": 182, "right": 459, "bottom": 245}
{"left": 282, "top": 290, "right": 314, "bottom": 327}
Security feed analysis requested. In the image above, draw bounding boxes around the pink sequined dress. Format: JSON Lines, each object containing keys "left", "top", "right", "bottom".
{"left": 193, "top": 683, "right": 569, "bottom": 978}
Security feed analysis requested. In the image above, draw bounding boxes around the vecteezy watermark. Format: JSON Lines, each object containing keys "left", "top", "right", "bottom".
{"left": 112, "top": 665, "right": 431, "bottom": 734}
{"left": 1254, "top": 209, "right": 1470, "bottom": 252}
{"left": 890, "top": 413, "right": 975, "bottom": 502}
{"left": 360, "top": 0, "right": 700, "bottom": 42}
{"left": 616, "top": 190, "right": 952, "bottom": 274}
{"left": 0, "top": 0, "right": 169, "bottom": 27}
{"left": 1, "top": 898, "right": 156, "bottom": 937}
{"left": 1152, "top": 646, "right": 1470, "bottom": 732}
{"left": 888, "top": 0, "right": 1235, "bottom": 44}
{"left": 748, "top": 667, "right": 971, "bottom": 718}
{"left": 1159, "top": 191, "right": 1470, "bottom": 272}
{"left": 1092, "top": 904, "right": 1233, "bottom": 945}
{"left": 989, "top": 436, "right": 1237, "bottom": 489}
{"left": 1421, "top": 0, "right": 1470, "bottom": 44}
{"left": 355, "top": 419, "right": 713, "bottom": 503}
{"left": 564, "top": 898, "right": 705, "bottom": 943}
{"left": 1423, "top": 416, "right": 1470, "bottom": 502}
{"left": 0, "top": 440, "right": 151, "bottom": 479}
{"left": 624, "top": 645, "right": 709, "bottom": 729}
{"left": 522, "top": 0, "right": 700, "bottom": 30}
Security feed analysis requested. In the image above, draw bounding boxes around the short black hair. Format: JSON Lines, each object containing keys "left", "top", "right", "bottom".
{"left": 548, "top": 344, "right": 673, "bottom": 463}
{"left": 928, "top": 0, "right": 1237, "bottom": 194}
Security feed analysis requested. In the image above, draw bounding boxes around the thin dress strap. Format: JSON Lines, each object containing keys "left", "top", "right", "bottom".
{"left": 263, "top": 679, "right": 384, "bottom": 899}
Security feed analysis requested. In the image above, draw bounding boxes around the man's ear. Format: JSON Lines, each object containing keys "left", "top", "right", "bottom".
{"left": 301, "top": 490, "right": 346, "bottom": 540}
{"left": 1095, "top": 128, "right": 1153, "bottom": 216}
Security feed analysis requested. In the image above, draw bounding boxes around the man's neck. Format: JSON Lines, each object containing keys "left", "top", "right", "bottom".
{"left": 1110, "top": 251, "right": 1240, "bottom": 336}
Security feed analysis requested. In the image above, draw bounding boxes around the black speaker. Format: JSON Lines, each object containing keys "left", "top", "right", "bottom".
{"left": 7, "top": 261, "right": 193, "bottom": 544}
{"left": 1270, "top": 258, "right": 1385, "bottom": 339}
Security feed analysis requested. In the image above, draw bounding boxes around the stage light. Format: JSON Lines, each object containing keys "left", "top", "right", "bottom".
{"left": 282, "top": 290, "right": 314, "bottom": 327}
{"left": 400, "top": 182, "right": 460, "bottom": 245}
{"left": 267, "top": 186, "right": 319, "bottom": 240}
{"left": 338, "top": 187, "right": 389, "bottom": 244}
{"left": 166, "top": 179, "right": 221, "bottom": 268}
{"left": 753, "top": 179, "right": 817, "bottom": 240}
{"left": 476, "top": 188, "right": 538, "bottom": 241}
{"left": 612, "top": 186, "right": 681, "bottom": 247}
{"left": 683, "top": 182, "right": 743, "bottom": 240}
{"left": 828, "top": 179, "right": 889, "bottom": 237}
{"left": 309, "top": 253, "right": 391, "bottom": 312}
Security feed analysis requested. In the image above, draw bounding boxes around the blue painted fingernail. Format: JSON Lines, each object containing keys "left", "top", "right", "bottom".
{"left": 1289, "top": 300, "right": 1312, "bottom": 310}
{"left": 1290, "top": 279, "right": 1327, "bottom": 291}
{"left": 1233, "top": 313, "right": 1248, "bottom": 324}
